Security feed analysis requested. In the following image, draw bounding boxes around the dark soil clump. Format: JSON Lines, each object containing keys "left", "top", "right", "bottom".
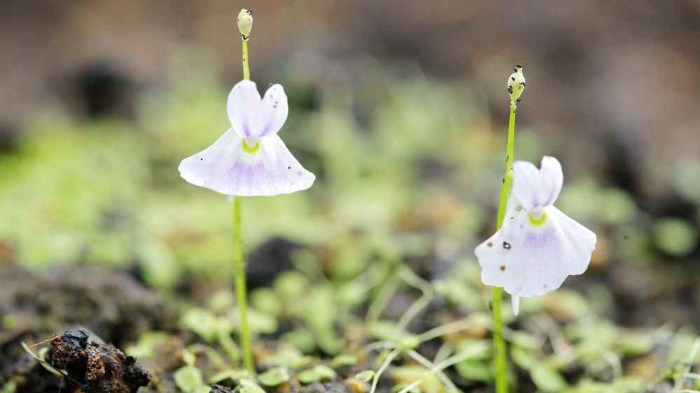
{"left": 46, "top": 328, "right": 151, "bottom": 393}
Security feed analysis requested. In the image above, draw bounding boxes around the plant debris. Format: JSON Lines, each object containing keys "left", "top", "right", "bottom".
{"left": 45, "top": 328, "right": 150, "bottom": 393}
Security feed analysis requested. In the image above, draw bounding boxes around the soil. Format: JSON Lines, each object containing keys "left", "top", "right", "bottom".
{"left": 0, "top": 263, "right": 172, "bottom": 391}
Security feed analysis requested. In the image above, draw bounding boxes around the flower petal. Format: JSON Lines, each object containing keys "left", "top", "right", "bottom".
{"left": 512, "top": 156, "right": 563, "bottom": 211}
{"left": 227, "top": 80, "right": 262, "bottom": 140}
{"left": 539, "top": 156, "right": 563, "bottom": 205}
{"left": 256, "top": 135, "right": 316, "bottom": 195}
{"left": 258, "top": 84, "right": 288, "bottom": 138}
{"left": 511, "top": 295, "right": 520, "bottom": 316}
{"left": 548, "top": 206, "right": 597, "bottom": 275}
{"left": 178, "top": 129, "right": 315, "bottom": 196}
{"left": 475, "top": 204, "right": 596, "bottom": 298}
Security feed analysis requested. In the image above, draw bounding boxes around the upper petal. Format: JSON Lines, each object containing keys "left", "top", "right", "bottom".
{"left": 539, "top": 156, "right": 563, "bottom": 206}
{"left": 258, "top": 84, "right": 289, "bottom": 138}
{"left": 512, "top": 156, "right": 563, "bottom": 211}
{"left": 475, "top": 203, "right": 596, "bottom": 298}
{"left": 227, "top": 80, "right": 262, "bottom": 140}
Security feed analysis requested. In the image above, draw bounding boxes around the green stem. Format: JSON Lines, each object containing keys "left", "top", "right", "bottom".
{"left": 241, "top": 40, "right": 250, "bottom": 81}
{"left": 232, "top": 197, "right": 254, "bottom": 373}
{"left": 492, "top": 287, "right": 507, "bottom": 392}
{"left": 492, "top": 103, "right": 517, "bottom": 393}
{"left": 497, "top": 104, "right": 516, "bottom": 227}
{"left": 233, "top": 26, "right": 253, "bottom": 375}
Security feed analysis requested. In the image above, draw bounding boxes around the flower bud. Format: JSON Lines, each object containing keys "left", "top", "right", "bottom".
{"left": 237, "top": 8, "right": 253, "bottom": 40}
{"left": 507, "top": 64, "right": 526, "bottom": 104}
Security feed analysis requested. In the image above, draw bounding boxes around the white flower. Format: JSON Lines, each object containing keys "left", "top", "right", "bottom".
{"left": 179, "top": 80, "right": 315, "bottom": 196}
{"left": 475, "top": 156, "right": 596, "bottom": 315}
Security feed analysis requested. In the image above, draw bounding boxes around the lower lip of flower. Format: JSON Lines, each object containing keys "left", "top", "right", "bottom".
{"left": 528, "top": 211, "right": 547, "bottom": 227}
{"left": 242, "top": 140, "right": 260, "bottom": 154}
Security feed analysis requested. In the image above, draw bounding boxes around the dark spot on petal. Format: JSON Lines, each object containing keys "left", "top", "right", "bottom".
{"left": 503, "top": 242, "right": 511, "bottom": 250}
{"left": 487, "top": 242, "right": 493, "bottom": 248}
{"left": 287, "top": 166, "right": 291, "bottom": 170}
{"left": 500, "top": 265, "right": 506, "bottom": 272}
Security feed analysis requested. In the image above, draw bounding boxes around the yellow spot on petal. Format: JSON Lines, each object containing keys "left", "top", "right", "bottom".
{"left": 528, "top": 212, "right": 547, "bottom": 227}
{"left": 242, "top": 140, "right": 260, "bottom": 154}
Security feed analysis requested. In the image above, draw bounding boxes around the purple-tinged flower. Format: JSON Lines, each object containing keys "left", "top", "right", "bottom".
{"left": 475, "top": 156, "right": 596, "bottom": 314}
{"left": 179, "top": 80, "right": 315, "bottom": 196}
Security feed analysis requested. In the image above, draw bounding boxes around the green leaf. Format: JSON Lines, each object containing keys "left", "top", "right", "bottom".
{"left": 180, "top": 308, "right": 225, "bottom": 343}
{"left": 615, "top": 331, "right": 655, "bottom": 356}
{"left": 0, "top": 381, "right": 17, "bottom": 393}
{"left": 511, "top": 347, "right": 538, "bottom": 371}
{"left": 455, "top": 359, "right": 492, "bottom": 383}
{"left": 281, "top": 329, "right": 316, "bottom": 354}
{"left": 654, "top": 218, "right": 697, "bottom": 257}
{"left": 244, "top": 309, "right": 279, "bottom": 335}
{"left": 303, "top": 286, "right": 342, "bottom": 354}
{"left": 251, "top": 288, "right": 282, "bottom": 316}
{"left": 182, "top": 350, "right": 197, "bottom": 367}
{"left": 330, "top": 354, "right": 358, "bottom": 368}
{"left": 530, "top": 365, "right": 567, "bottom": 392}
{"left": 237, "top": 379, "right": 266, "bottom": 393}
{"left": 314, "top": 365, "right": 336, "bottom": 380}
{"left": 297, "top": 365, "right": 336, "bottom": 384}
{"left": 209, "top": 369, "right": 250, "bottom": 384}
{"left": 258, "top": 367, "right": 290, "bottom": 387}
{"left": 392, "top": 366, "right": 442, "bottom": 393}
{"left": 125, "top": 332, "right": 170, "bottom": 359}
{"left": 354, "top": 370, "right": 375, "bottom": 383}
{"left": 174, "top": 366, "right": 204, "bottom": 393}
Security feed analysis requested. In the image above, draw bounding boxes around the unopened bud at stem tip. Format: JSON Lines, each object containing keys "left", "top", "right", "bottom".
{"left": 237, "top": 8, "right": 253, "bottom": 40}
{"left": 507, "top": 64, "right": 526, "bottom": 107}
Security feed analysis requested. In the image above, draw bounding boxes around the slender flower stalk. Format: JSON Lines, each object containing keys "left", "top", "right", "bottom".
{"left": 491, "top": 64, "right": 525, "bottom": 393}
{"left": 232, "top": 195, "right": 252, "bottom": 373}
{"left": 234, "top": 7, "right": 254, "bottom": 374}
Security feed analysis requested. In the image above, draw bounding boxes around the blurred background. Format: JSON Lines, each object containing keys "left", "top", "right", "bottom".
{"left": 4, "top": 1, "right": 700, "bottom": 392}
{"left": 1, "top": 0, "right": 700, "bottom": 336}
